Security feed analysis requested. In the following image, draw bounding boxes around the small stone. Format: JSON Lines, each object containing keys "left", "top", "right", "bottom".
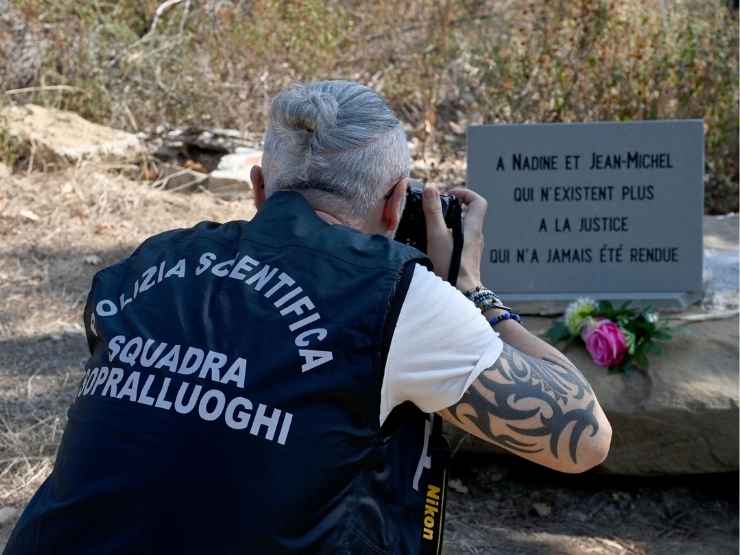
{"left": 183, "top": 159, "right": 208, "bottom": 173}
{"left": 448, "top": 478, "right": 469, "bottom": 494}
{"left": 0, "top": 162, "right": 10, "bottom": 178}
{"left": 64, "top": 323, "right": 83, "bottom": 333}
{"left": 156, "top": 168, "right": 207, "bottom": 193}
{"left": 83, "top": 254, "right": 102, "bottom": 265}
{"left": 18, "top": 208, "right": 39, "bottom": 222}
{"left": 0, "top": 506, "right": 18, "bottom": 526}
{"left": 50, "top": 334, "right": 62, "bottom": 342}
{"left": 205, "top": 149, "right": 261, "bottom": 198}
{"left": 531, "top": 502, "right": 552, "bottom": 517}
{"left": 449, "top": 121, "right": 465, "bottom": 135}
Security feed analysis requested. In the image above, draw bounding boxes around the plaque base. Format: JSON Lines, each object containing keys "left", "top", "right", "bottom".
{"left": 503, "top": 291, "right": 704, "bottom": 316}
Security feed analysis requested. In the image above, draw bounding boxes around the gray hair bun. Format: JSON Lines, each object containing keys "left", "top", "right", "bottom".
{"left": 271, "top": 87, "right": 338, "bottom": 143}
{"left": 263, "top": 80, "right": 410, "bottom": 220}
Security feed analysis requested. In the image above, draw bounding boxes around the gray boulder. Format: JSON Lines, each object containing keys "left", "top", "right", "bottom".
{"left": 446, "top": 313, "right": 739, "bottom": 475}
{"left": 447, "top": 215, "right": 739, "bottom": 475}
{"left": 1, "top": 104, "right": 145, "bottom": 165}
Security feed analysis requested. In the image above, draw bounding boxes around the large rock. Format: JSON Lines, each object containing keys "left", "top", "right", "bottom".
{"left": 148, "top": 126, "right": 262, "bottom": 171}
{"left": 447, "top": 314, "right": 739, "bottom": 475}
{"left": 145, "top": 127, "right": 261, "bottom": 198}
{"left": 150, "top": 149, "right": 261, "bottom": 198}
{"left": 448, "top": 215, "right": 739, "bottom": 475}
{"left": 1, "top": 104, "right": 145, "bottom": 164}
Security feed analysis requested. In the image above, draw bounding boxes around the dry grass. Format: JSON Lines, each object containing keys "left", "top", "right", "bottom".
{"left": 0, "top": 165, "right": 253, "bottom": 335}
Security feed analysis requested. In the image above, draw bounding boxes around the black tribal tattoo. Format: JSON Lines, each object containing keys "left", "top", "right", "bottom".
{"left": 443, "top": 344, "right": 600, "bottom": 464}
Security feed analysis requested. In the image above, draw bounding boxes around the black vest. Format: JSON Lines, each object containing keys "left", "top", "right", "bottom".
{"left": 5, "top": 192, "right": 449, "bottom": 555}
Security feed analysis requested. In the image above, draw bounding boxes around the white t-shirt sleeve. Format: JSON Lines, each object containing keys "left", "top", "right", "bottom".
{"left": 379, "top": 264, "right": 504, "bottom": 425}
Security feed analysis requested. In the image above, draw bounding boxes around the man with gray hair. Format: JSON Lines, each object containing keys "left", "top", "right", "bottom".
{"left": 5, "top": 80, "right": 611, "bottom": 555}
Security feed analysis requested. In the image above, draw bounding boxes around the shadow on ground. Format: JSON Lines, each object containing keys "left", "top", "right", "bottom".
{"left": 443, "top": 454, "right": 739, "bottom": 554}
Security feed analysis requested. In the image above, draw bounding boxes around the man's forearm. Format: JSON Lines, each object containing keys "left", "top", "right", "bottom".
{"left": 483, "top": 307, "right": 571, "bottom": 363}
{"left": 440, "top": 307, "right": 612, "bottom": 473}
{"left": 424, "top": 184, "right": 611, "bottom": 472}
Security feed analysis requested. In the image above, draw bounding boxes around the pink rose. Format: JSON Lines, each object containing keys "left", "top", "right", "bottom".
{"left": 581, "top": 319, "right": 628, "bottom": 367}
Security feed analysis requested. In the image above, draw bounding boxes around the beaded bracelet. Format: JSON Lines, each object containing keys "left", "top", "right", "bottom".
{"left": 477, "top": 295, "right": 504, "bottom": 314}
{"left": 489, "top": 310, "right": 522, "bottom": 328}
{"left": 463, "top": 286, "right": 512, "bottom": 313}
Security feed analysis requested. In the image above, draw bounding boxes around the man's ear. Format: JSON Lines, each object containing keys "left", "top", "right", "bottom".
{"left": 251, "top": 165, "right": 266, "bottom": 210}
{"left": 382, "top": 178, "right": 408, "bottom": 233}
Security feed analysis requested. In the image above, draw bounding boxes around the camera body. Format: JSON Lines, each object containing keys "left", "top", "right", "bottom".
{"left": 395, "top": 181, "right": 463, "bottom": 254}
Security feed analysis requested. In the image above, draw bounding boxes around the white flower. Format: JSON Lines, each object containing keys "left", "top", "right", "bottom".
{"left": 564, "top": 298, "right": 597, "bottom": 335}
{"left": 645, "top": 311, "right": 659, "bottom": 324}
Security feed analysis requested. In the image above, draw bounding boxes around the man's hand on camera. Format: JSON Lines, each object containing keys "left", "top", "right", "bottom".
{"left": 422, "top": 184, "right": 487, "bottom": 292}
{"left": 422, "top": 187, "right": 612, "bottom": 474}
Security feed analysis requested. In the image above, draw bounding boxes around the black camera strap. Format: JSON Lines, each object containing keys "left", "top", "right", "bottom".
{"left": 447, "top": 222, "right": 464, "bottom": 287}
{"left": 419, "top": 226, "right": 461, "bottom": 555}
{"left": 419, "top": 413, "right": 450, "bottom": 555}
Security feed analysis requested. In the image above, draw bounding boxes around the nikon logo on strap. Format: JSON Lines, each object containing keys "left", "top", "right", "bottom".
{"left": 422, "top": 484, "right": 441, "bottom": 541}
{"left": 419, "top": 414, "right": 449, "bottom": 555}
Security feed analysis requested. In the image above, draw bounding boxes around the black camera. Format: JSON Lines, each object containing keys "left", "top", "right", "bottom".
{"left": 395, "top": 181, "right": 462, "bottom": 253}
{"left": 394, "top": 180, "right": 464, "bottom": 284}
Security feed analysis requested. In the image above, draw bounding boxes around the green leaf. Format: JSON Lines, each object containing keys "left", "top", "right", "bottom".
{"left": 545, "top": 321, "right": 572, "bottom": 343}
{"left": 622, "top": 328, "right": 637, "bottom": 355}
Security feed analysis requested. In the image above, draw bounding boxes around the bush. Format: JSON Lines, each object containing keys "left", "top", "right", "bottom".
{"left": 4, "top": 0, "right": 738, "bottom": 212}
{"left": 456, "top": 1, "right": 738, "bottom": 213}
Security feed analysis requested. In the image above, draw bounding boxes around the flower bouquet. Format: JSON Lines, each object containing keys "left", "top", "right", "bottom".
{"left": 545, "top": 299, "right": 674, "bottom": 373}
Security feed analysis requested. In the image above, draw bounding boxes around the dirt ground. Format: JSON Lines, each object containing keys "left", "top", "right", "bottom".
{"left": 0, "top": 169, "right": 737, "bottom": 554}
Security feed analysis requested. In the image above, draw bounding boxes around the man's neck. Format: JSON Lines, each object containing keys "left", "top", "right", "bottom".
{"left": 314, "top": 209, "right": 353, "bottom": 228}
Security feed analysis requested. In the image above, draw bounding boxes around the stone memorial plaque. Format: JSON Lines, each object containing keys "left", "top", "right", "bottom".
{"left": 467, "top": 120, "right": 704, "bottom": 307}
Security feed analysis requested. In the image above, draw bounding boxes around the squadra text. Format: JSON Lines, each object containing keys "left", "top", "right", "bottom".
{"left": 77, "top": 334, "right": 294, "bottom": 446}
